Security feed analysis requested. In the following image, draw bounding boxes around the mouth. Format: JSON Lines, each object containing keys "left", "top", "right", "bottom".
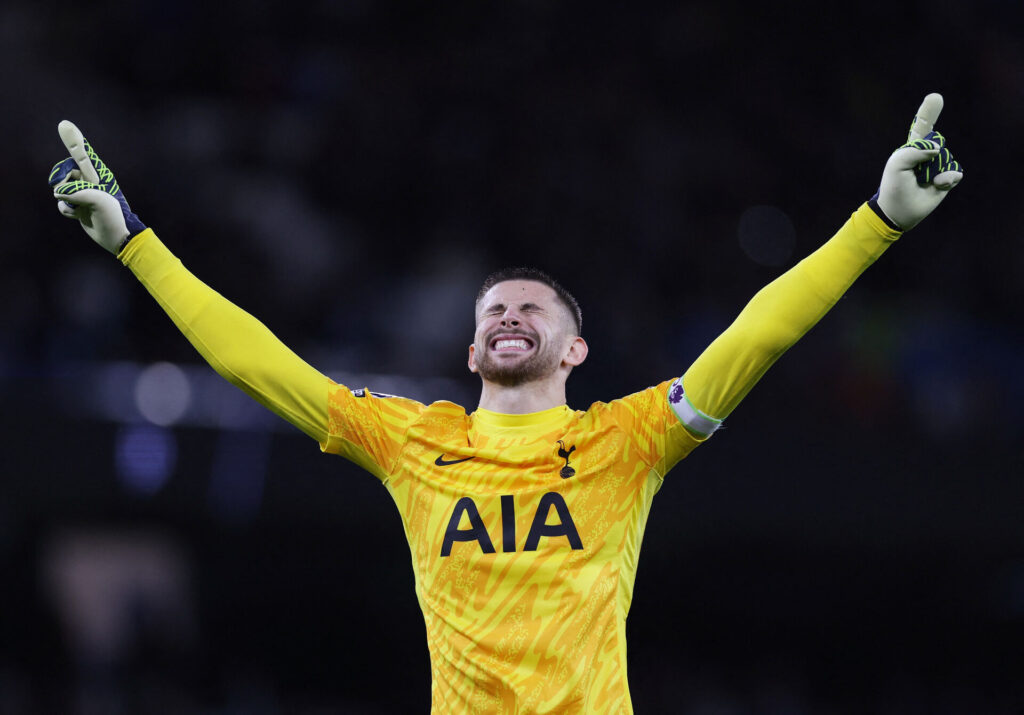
{"left": 489, "top": 333, "right": 535, "bottom": 353}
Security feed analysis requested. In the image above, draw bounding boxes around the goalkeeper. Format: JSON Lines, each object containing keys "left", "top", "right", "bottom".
{"left": 48, "top": 94, "right": 962, "bottom": 714}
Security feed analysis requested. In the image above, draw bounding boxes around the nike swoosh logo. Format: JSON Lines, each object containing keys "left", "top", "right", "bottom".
{"left": 435, "top": 454, "right": 475, "bottom": 467}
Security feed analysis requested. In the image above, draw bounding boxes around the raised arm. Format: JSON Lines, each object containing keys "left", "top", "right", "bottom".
{"left": 670, "top": 94, "right": 963, "bottom": 438}
{"left": 49, "top": 121, "right": 331, "bottom": 445}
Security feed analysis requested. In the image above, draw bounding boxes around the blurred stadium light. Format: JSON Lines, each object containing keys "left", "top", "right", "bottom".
{"left": 115, "top": 424, "right": 177, "bottom": 496}
{"left": 135, "top": 362, "right": 192, "bottom": 426}
{"left": 69, "top": 361, "right": 475, "bottom": 430}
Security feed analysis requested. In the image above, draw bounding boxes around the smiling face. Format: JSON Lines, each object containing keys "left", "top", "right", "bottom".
{"left": 469, "top": 280, "right": 580, "bottom": 387}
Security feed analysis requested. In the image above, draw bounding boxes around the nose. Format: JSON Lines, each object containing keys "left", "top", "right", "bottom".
{"left": 500, "top": 307, "right": 520, "bottom": 328}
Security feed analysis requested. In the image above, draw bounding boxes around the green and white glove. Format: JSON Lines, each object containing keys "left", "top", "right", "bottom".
{"left": 48, "top": 120, "right": 147, "bottom": 254}
{"left": 873, "top": 93, "right": 963, "bottom": 231}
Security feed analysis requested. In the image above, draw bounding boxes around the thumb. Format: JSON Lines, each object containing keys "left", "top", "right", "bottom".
{"left": 932, "top": 170, "right": 963, "bottom": 190}
{"left": 888, "top": 144, "right": 939, "bottom": 172}
{"left": 53, "top": 182, "right": 108, "bottom": 207}
{"left": 57, "top": 120, "right": 100, "bottom": 184}
{"left": 56, "top": 200, "right": 79, "bottom": 218}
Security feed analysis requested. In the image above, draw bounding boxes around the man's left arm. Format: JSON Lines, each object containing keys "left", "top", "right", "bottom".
{"left": 670, "top": 93, "right": 963, "bottom": 438}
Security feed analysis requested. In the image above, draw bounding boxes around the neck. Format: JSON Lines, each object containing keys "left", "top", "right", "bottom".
{"left": 476, "top": 377, "right": 567, "bottom": 414}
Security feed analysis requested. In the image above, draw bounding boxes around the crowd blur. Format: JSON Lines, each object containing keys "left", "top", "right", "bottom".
{"left": 1, "top": 0, "right": 1022, "bottom": 711}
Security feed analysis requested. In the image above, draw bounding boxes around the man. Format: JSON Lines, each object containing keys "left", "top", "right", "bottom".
{"left": 48, "top": 94, "right": 961, "bottom": 713}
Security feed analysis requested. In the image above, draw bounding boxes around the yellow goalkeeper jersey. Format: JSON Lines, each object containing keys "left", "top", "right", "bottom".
{"left": 326, "top": 380, "right": 698, "bottom": 712}
{"left": 119, "top": 203, "right": 900, "bottom": 713}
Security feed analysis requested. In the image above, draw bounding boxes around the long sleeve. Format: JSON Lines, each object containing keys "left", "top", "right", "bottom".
{"left": 119, "top": 229, "right": 331, "bottom": 445}
{"left": 678, "top": 203, "right": 902, "bottom": 431}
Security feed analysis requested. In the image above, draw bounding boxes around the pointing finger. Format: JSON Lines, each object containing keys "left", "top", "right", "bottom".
{"left": 57, "top": 120, "right": 100, "bottom": 184}
{"left": 908, "top": 93, "right": 944, "bottom": 141}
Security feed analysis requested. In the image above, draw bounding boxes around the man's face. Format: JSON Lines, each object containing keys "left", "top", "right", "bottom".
{"left": 470, "top": 280, "right": 577, "bottom": 387}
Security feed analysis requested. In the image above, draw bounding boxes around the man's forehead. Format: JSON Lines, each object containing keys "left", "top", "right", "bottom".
{"left": 478, "top": 280, "right": 559, "bottom": 307}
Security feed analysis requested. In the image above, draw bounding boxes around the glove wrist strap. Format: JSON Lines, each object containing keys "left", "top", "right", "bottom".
{"left": 116, "top": 229, "right": 141, "bottom": 256}
{"left": 868, "top": 196, "right": 903, "bottom": 232}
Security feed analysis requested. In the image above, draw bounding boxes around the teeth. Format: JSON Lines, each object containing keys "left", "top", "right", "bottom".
{"left": 495, "top": 339, "right": 530, "bottom": 351}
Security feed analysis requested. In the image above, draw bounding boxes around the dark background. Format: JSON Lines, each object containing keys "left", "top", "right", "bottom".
{"left": 2, "top": 0, "right": 1023, "bottom": 712}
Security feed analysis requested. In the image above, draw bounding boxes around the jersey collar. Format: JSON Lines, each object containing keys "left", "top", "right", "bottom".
{"left": 471, "top": 404, "right": 573, "bottom": 431}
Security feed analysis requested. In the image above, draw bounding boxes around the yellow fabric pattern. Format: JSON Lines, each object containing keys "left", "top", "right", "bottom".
{"left": 682, "top": 202, "right": 901, "bottom": 421}
{"left": 325, "top": 381, "right": 700, "bottom": 713}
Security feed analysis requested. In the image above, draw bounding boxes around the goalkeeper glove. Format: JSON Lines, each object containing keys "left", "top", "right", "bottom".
{"left": 874, "top": 93, "right": 963, "bottom": 230}
{"left": 49, "top": 120, "right": 147, "bottom": 255}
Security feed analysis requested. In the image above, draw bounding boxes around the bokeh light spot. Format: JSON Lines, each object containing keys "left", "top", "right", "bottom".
{"left": 134, "top": 362, "right": 192, "bottom": 426}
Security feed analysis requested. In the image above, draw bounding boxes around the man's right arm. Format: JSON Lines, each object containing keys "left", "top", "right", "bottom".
{"left": 49, "top": 121, "right": 330, "bottom": 445}
{"left": 118, "top": 229, "right": 330, "bottom": 444}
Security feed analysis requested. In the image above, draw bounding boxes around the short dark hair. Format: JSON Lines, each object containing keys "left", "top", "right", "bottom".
{"left": 476, "top": 267, "right": 583, "bottom": 336}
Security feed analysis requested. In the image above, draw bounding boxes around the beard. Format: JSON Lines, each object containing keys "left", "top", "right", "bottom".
{"left": 474, "top": 336, "right": 562, "bottom": 387}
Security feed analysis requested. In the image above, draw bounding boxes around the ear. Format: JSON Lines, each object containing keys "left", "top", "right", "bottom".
{"left": 562, "top": 336, "right": 588, "bottom": 367}
{"left": 467, "top": 343, "right": 478, "bottom": 374}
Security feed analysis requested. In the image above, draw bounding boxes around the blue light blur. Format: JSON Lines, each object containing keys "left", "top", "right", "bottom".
{"left": 114, "top": 425, "right": 177, "bottom": 496}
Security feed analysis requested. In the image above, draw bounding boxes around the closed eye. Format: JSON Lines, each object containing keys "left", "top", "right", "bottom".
{"left": 480, "top": 302, "right": 546, "bottom": 316}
